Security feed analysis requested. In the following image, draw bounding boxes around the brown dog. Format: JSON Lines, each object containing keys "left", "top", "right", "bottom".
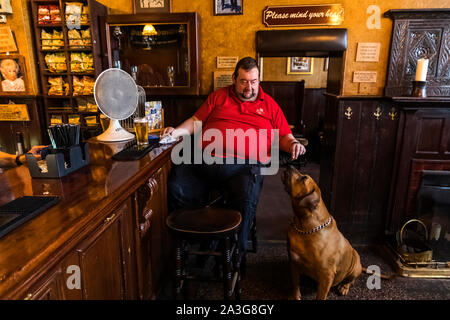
{"left": 282, "top": 166, "right": 362, "bottom": 300}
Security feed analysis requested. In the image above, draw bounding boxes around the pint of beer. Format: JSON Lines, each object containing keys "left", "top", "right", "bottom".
{"left": 100, "top": 114, "right": 110, "bottom": 132}
{"left": 134, "top": 118, "right": 149, "bottom": 145}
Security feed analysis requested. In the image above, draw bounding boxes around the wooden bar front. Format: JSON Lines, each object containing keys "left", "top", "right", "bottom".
{"left": 0, "top": 140, "right": 173, "bottom": 299}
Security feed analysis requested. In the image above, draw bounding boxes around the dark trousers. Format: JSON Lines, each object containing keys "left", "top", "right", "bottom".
{"left": 168, "top": 161, "right": 264, "bottom": 253}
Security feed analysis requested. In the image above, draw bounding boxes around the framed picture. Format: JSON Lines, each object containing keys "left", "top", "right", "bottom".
{"left": 287, "top": 57, "right": 314, "bottom": 75}
{"left": 214, "top": 0, "right": 243, "bottom": 16}
{"left": 0, "top": 55, "right": 28, "bottom": 94}
{"left": 134, "top": 0, "right": 171, "bottom": 13}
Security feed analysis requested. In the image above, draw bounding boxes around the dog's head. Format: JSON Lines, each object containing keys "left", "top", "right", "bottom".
{"left": 281, "top": 166, "right": 321, "bottom": 212}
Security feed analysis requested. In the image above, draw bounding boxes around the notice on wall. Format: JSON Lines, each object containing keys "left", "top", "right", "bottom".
{"left": 263, "top": 4, "right": 344, "bottom": 27}
{"left": 0, "top": 26, "right": 17, "bottom": 52}
{"left": 353, "top": 71, "right": 377, "bottom": 83}
{"left": 356, "top": 42, "right": 380, "bottom": 62}
{"left": 214, "top": 71, "right": 233, "bottom": 91}
{"left": 217, "top": 56, "right": 238, "bottom": 69}
{"left": 0, "top": 104, "right": 30, "bottom": 121}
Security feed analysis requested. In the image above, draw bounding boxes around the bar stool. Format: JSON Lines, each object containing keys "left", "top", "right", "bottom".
{"left": 166, "top": 207, "right": 242, "bottom": 300}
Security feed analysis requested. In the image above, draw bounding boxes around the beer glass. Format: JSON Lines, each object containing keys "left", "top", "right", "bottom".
{"left": 100, "top": 114, "right": 110, "bottom": 132}
{"left": 134, "top": 117, "right": 149, "bottom": 146}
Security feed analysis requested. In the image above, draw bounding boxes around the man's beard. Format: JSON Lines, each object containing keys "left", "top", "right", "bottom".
{"left": 237, "top": 88, "right": 258, "bottom": 101}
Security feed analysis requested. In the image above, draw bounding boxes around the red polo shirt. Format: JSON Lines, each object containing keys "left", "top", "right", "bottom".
{"left": 194, "top": 85, "right": 291, "bottom": 162}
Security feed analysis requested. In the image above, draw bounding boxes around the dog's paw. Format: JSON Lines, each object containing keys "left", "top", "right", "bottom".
{"left": 337, "top": 283, "right": 351, "bottom": 296}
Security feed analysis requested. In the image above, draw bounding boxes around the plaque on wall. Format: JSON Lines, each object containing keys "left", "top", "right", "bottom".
{"left": 0, "top": 104, "right": 30, "bottom": 121}
{"left": 263, "top": 4, "right": 344, "bottom": 27}
{"left": 133, "top": 0, "right": 171, "bottom": 13}
{"left": 356, "top": 42, "right": 380, "bottom": 62}
{"left": 214, "top": 71, "right": 233, "bottom": 91}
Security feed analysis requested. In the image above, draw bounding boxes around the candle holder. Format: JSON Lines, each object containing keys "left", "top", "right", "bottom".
{"left": 411, "top": 80, "right": 427, "bottom": 98}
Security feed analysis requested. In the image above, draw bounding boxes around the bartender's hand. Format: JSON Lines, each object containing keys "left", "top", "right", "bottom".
{"left": 28, "top": 145, "right": 48, "bottom": 160}
{"left": 290, "top": 141, "right": 306, "bottom": 160}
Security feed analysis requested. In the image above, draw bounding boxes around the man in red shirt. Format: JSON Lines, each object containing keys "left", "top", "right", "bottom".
{"left": 163, "top": 57, "right": 305, "bottom": 257}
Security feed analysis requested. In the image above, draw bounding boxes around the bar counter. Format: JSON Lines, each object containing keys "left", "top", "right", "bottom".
{"left": 0, "top": 140, "right": 174, "bottom": 299}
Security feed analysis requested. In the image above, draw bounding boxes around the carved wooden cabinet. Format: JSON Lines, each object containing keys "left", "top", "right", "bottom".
{"left": 134, "top": 162, "right": 171, "bottom": 300}
{"left": 384, "top": 9, "right": 450, "bottom": 97}
{"left": 319, "top": 95, "right": 399, "bottom": 243}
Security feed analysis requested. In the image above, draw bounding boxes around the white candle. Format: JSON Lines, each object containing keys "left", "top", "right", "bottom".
{"left": 415, "top": 58, "right": 429, "bottom": 81}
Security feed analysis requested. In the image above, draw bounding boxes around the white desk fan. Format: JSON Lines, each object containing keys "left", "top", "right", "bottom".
{"left": 94, "top": 68, "right": 138, "bottom": 142}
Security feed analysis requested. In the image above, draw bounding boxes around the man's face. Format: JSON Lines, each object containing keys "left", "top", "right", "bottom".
{"left": 233, "top": 67, "right": 259, "bottom": 102}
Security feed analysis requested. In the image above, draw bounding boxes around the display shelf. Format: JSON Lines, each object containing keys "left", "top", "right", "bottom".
{"left": 31, "top": 0, "right": 106, "bottom": 134}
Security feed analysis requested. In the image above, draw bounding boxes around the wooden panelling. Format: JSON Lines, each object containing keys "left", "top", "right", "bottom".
{"left": 260, "top": 81, "right": 304, "bottom": 134}
{"left": 320, "top": 95, "right": 399, "bottom": 244}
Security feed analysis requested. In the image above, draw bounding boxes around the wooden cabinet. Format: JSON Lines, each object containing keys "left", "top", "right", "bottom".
{"left": 134, "top": 162, "right": 171, "bottom": 299}
{"left": 22, "top": 268, "right": 65, "bottom": 300}
{"left": 75, "top": 199, "right": 133, "bottom": 299}
{"left": 30, "top": 0, "right": 106, "bottom": 134}
{"left": 0, "top": 142, "right": 174, "bottom": 300}
{"left": 103, "top": 13, "right": 200, "bottom": 95}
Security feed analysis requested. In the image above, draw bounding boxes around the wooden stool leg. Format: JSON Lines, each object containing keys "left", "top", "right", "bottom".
{"left": 233, "top": 232, "right": 241, "bottom": 300}
{"left": 174, "top": 238, "right": 183, "bottom": 299}
{"left": 223, "top": 236, "right": 233, "bottom": 300}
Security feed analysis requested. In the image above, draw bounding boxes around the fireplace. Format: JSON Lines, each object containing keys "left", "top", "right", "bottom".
{"left": 417, "top": 170, "right": 450, "bottom": 262}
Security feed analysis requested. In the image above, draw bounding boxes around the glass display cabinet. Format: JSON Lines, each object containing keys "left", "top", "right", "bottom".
{"left": 104, "top": 13, "right": 200, "bottom": 95}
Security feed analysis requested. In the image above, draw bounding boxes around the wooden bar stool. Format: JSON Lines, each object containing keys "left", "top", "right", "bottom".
{"left": 166, "top": 207, "right": 242, "bottom": 300}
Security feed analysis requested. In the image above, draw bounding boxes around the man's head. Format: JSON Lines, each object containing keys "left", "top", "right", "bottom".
{"left": 0, "top": 59, "right": 19, "bottom": 81}
{"left": 232, "top": 57, "right": 260, "bottom": 102}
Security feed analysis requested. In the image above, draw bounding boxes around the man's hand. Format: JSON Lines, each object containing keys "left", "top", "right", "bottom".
{"left": 161, "top": 127, "right": 175, "bottom": 137}
{"left": 290, "top": 141, "right": 306, "bottom": 160}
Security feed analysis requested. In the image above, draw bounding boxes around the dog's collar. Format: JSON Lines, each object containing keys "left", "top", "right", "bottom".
{"left": 291, "top": 216, "right": 332, "bottom": 235}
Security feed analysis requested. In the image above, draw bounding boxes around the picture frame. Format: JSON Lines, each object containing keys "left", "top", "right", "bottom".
{"left": 214, "top": 0, "right": 243, "bottom": 16}
{"left": 287, "top": 57, "right": 313, "bottom": 75}
{"left": 134, "top": 0, "right": 171, "bottom": 14}
{"left": 0, "top": 55, "right": 28, "bottom": 94}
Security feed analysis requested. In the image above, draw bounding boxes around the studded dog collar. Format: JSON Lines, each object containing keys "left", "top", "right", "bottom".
{"left": 291, "top": 216, "right": 332, "bottom": 235}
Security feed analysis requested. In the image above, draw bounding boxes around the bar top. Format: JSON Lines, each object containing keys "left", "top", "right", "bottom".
{"left": 0, "top": 139, "right": 174, "bottom": 297}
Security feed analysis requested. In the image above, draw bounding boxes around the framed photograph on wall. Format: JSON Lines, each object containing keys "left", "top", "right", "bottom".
{"left": 0, "top": 55, "right": 28, "bottom": 94}
{"left": 287, "top": 57, "right": 314, "bottom": 75}
{"left": 214, "top": 0, "right": 243, "bottom": 16}
{"left": 134, "top": 0, "right": 171, "bottom": 13}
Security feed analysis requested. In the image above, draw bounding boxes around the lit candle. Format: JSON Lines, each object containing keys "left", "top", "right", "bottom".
{"left": 415, "top": 58, "right": 429, "bottom": 81}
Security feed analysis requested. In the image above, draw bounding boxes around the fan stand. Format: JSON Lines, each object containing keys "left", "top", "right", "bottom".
{"left": 96, "top": 119, "right": 135, "bottom": 142}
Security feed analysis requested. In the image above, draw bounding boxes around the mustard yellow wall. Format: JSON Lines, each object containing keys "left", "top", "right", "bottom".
{"left": 7, "top": 0, "right": 39, "bottom": 94}
{"left": 95, "top": 0, "right": 449, "bottom": 95}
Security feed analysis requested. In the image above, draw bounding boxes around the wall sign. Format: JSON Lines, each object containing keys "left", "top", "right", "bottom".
{"left": 263, "top": 4, "right": 344, "bottom": 27}
{"left": 356, "top": 42, "right": 381, "bottom": 62}
{"left": 353, "top": 71, "right": 377, "bottom": 83}
{"left": 217, "top": 56, "right": 238, "bottom": 69}
{"left": 0, "top": 104, "right": 30, "bottom": 121}
{"left": 214, "top": 71, "right": 233, "bottom": 91}
{"left": 0, "top": 26, "right": 17, "bottom": 52}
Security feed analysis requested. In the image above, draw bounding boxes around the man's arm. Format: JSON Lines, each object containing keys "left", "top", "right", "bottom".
{"left": 162, "top": 115, "right": 200, "bottom": 138}
{"left": 0, "top": 151, "right": 16, "bottom": 168}
{"left": 279, "top": 133, "right": 306, "bottom": 160}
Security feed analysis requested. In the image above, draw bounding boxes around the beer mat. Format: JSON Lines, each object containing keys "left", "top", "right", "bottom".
{"left": 0, "top": 196, "right": 60, "bottom": 238}
{"left": 112, "top": 142, "right": 159, "bottom": 161}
